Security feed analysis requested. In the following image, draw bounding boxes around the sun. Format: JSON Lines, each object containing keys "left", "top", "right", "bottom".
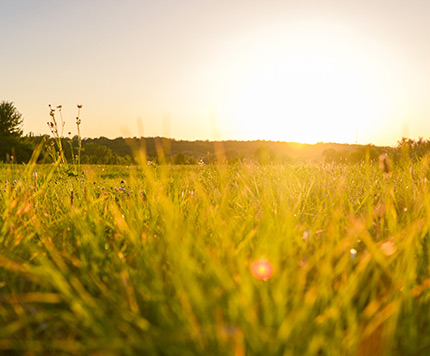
{"left": 216, "top": 23, "right": 387, "bottom": 144}
{"left": 224, "top": 57, "right": 377, "bottom": 143}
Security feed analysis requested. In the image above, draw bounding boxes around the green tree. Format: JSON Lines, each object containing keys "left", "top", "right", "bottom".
{"left": 174, "top": 152, "right": 188, "bottom": 165}
{"left": 0, "top": 101, "right": 23, "bottom": 137}
{"left": 0, "top": 101, "right": 34, "bottom": 163}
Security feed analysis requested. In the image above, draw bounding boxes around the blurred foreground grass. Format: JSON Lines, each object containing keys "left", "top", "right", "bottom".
{"left": 1, "top": 159, "right": 430, "bottom": 355}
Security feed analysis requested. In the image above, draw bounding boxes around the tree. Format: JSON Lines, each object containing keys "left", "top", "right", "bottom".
{"left": 0, "top": 101, "right": 32, "bottom": 163}
{"left": 0, "top": 101, "right": 23, "bottom": 137}
{"left": 174, "top": 152, "right": 188, "bottom": 165}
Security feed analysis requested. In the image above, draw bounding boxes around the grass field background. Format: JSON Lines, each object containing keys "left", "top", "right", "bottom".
{"left": 1, "top": 155, "right": 430, "bottom": 355}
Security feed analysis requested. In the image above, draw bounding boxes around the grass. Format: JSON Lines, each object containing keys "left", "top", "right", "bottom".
{"left": 1, "top": 156, "right": 430, "bottom": 355}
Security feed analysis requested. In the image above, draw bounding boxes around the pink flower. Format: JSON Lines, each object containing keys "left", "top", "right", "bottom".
{"left": 251, "top": 259, "right": 273, "bottom": 281}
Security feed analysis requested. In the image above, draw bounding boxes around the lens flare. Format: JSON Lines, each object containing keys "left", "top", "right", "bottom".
{"left": 251, "top": 259, "right": 274, "bottom": 281}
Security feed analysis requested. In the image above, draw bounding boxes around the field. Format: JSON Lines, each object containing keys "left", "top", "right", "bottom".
{"left": 1, "top": 157, "right": 430, "bottom": 355}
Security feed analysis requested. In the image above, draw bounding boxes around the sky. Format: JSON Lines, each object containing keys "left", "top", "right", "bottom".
{"left": 1, "top": 0, "right": 429, "bottom": 146}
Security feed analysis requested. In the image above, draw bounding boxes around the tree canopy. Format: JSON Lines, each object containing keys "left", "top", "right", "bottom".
{"left": 0, "top": 101, "right": 23, "bottom": 137}
{"left": 0, "top": 101, "right": 33, "bottom": 163}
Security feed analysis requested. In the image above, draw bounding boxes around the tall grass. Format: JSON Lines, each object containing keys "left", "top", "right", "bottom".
{"left": 1, "top": 155, "right": 430, "bottom": 355}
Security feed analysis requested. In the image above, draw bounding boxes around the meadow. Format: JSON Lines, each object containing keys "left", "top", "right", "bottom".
{"left": 1, "top": 155, "right": 430, "bottom": 356}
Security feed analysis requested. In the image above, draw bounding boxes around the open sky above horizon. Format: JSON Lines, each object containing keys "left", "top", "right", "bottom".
{"left": 1, "top": 0, "right": 429, "bottom": 146}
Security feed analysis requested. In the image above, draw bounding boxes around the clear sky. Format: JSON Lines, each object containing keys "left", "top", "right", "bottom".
{"left": 1, "top": 0, "right": 429, "bottom": 145}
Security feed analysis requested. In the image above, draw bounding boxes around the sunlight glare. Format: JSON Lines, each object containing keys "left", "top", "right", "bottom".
{"left": 219, "top": 23, "right": 388, "bottom": 143}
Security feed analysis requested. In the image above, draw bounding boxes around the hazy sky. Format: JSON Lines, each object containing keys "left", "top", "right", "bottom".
{"left": 1, "top": 0, "right": 429, "bottom": 145}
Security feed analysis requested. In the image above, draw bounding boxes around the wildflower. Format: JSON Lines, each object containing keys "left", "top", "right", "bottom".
{"left": 381, "top": 240, "right": 396, "bottom": 256}
{"left": 350, "top": 248, "right": 357, "bottom": 260}
{"left": 302, "top": 230, "right": 310, "bottom": 241}
{"left": 251, "top": 259, "right": 274, "bottom": 281}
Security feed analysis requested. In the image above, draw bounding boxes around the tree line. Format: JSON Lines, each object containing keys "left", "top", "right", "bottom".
{"left": 2, "top": 101, "right": 430, "bottom": 165}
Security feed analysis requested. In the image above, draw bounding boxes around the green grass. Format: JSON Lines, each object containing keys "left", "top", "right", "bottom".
{"left": 1, "top": 158, "right": 430, "bottom": 355}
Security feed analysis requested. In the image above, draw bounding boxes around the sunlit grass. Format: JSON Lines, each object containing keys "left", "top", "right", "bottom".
{"left": 1, "top": 158, "right": 430, "bottom": 355}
